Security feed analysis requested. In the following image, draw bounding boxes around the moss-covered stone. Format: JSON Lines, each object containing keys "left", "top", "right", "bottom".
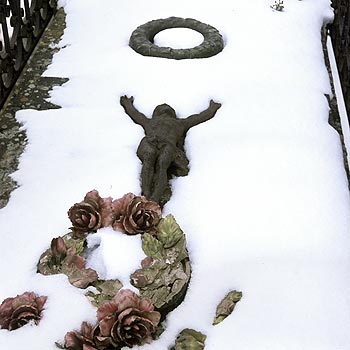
{"left": 0, "top": 8, "right": 68, "bottom": 208}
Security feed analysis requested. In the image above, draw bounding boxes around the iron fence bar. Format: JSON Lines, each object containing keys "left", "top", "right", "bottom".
{"left": 330, "top": 0, "right": 350, "bottom": 121}
{"left": 0, "top": 0, "right": 57, "bottom": 109}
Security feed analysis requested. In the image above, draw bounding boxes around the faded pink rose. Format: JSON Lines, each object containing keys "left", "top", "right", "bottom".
{"left": 112, "top": 193, "right": 161, "bottom": 235}
{"left": 94, "top": 289, "right": 160, "bottom": 348}
{"left": 0, "top": 292, "right": 47, "bottom": 330}
{"left": 51, "top": 236, "right": 67, "bottom": 264}
{"left": 38, "top": 238, "right": 98, "bottom": 289}
{"left": 63, "top": 243, "right": 98, "bottom": 289}
{"left": 85, "top": 190, "right": 115, "bottom": 227}
{"left": 64, "top": 322, "right": 97, "bottom": 350}
{"left": 64, "top": 290, "right": 160, "bottom": 349}
{"left": 111, "top": 193, "right": 134, "bottom": 228}
{"left": 64, "top": 243, "right": 86, "bottom": 270}
{"left": 68, "top": 190, "right": 114, "bottom": 236}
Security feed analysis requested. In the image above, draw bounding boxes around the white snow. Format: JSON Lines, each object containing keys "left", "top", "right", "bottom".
{"left": 1, "top": 0, "right": 350, "bottom": 349}
{"left": 153, "top": 28, "right": 204, "bottom": 49}
{"left": 86, "top": 228, "right": 145, "bottom": 290}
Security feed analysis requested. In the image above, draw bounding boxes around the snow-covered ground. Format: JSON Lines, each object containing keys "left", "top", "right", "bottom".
{"left": 1, "top": 0, "right": 350, "bottom": 349}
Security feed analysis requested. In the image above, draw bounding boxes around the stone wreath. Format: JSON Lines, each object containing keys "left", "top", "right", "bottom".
{"left": 129, "top": 17, "right": 224, "bottom": 60}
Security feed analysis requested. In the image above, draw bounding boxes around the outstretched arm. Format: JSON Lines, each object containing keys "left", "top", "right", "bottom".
{"left": 120, "top": 95, "right": 149, "bottom": 128}
{"left": 184, "top": 100, "right": 221, "bottom": 130}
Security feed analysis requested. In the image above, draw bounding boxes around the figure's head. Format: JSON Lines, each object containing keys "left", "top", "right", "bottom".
{"left": 152, "top": 104, "right": 176, "bottom": 118}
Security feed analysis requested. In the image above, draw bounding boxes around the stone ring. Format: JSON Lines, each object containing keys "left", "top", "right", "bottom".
{"left": 129, "top": 17, "right": 224, "bottom": 60}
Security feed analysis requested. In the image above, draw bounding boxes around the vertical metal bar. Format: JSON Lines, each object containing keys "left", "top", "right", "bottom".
{"left": 331, "top": 0, "right": 350, "bottom": 120}
{"left": 0, "top": 10, "right": 11, "bottom": 52}
{"left": 23, "top": 0, "right": 30, "bottom": 21}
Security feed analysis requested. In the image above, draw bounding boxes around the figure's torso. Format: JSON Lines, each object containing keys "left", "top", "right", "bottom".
{"left": 144, "top": 114, "right": 186, "bottom": 147}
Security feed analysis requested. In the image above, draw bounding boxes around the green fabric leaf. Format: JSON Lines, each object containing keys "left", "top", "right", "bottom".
{"left": 164, "top": 236, "right": 188, "bottom": 264}
{"left": 74, "top": 239, "right": 86, "bottom": 255}
{"left": 55, "top": 342, "right": 65, "bottom": 349}
{"left": 133, "top": 218, "right": 191, "bottom": 317}
{"left": 172, "top": 329, "right": 206, "bottom": 350}
{"left": 142, "top": 232, "right": 164, "bottom": 260}
{"left": 86, "top": 279, "right": 123, "bottom": 307}
{"left": 131, "top": 259, "right": 190, "bottom": 310}
{"left": 157, "top": 214, "right": 183, "bottom": 248}
{"left": 213, "top": 290, "right": 242, "bottom": 325}
{"left": 64, "top": 235, "right": 86, "bottom": 256}
{"left": 63, "top": 267, "right": 98, "bottom": 289}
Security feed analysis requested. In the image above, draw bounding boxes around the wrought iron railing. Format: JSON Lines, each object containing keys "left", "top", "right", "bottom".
{"left": 330, "top": 0, "right": 350, "bottom": 118}
{"left": 0, "top": 0, "right": 56, "bottom": 109}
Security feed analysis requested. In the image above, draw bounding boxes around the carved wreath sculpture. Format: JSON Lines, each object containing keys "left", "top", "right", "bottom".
{"left": 129, "top": 17, "right": 224, "bottom": 60}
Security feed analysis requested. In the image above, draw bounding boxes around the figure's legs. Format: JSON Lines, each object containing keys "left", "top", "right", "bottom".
{"left": 137, "top": 139, "right": 157, "bottom": 199}
{"left": 170, "top": 148, "right": 190, "bottom": 177}
{"left": 150, "top": 144, "right": 175, "bottom": 203}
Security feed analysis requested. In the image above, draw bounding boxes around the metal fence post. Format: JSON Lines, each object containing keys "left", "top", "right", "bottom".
{"left": 330, "top": 0, "right": 350, "bottom": 120}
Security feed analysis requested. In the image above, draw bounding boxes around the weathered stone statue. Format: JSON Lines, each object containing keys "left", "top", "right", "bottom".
{"left": 120, "top": 95, "right": 221, "bottom": 204}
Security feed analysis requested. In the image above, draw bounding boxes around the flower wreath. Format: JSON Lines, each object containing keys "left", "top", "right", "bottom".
{"left": 38, "top": 190, "right": 191, "bottom": 349}
{"left": 0, "top": 190, "right": 242, "bottom": 350}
